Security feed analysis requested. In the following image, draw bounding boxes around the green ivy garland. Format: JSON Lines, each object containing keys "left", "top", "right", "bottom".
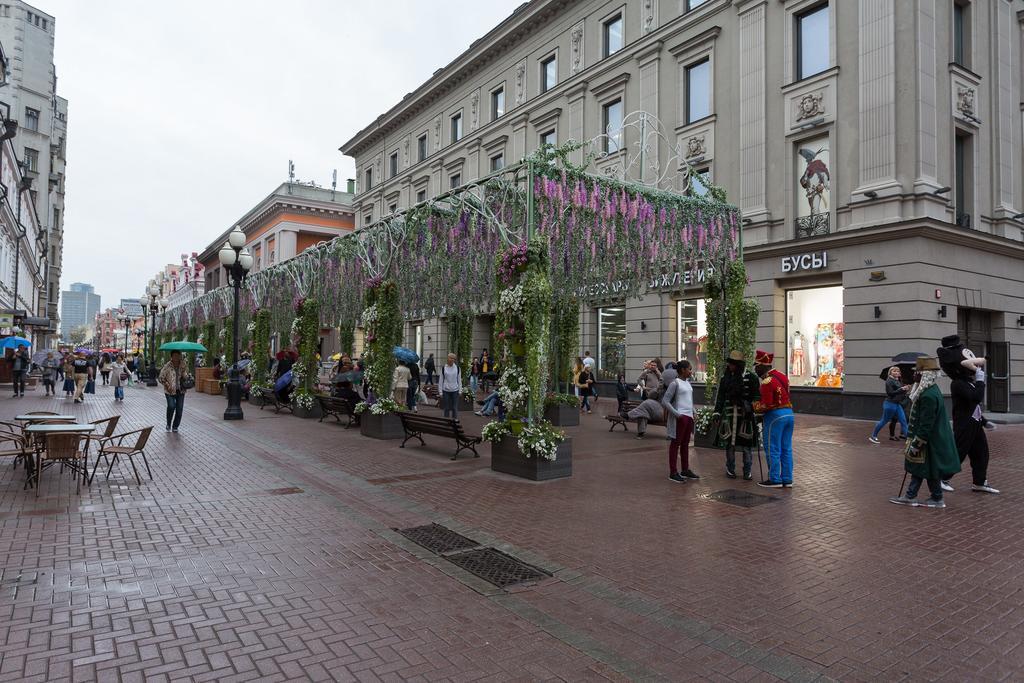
{"left": 294, "top": 299, "right": 320, "bottom": 394}
{"left": 703, "top": 260, "right": 758, "bottom": 387}
{"left": 549, "top": 299, "right": 578, "bottom": 392}
{"left": 252, "top": 310, "right": 271, "bottom": 386}
{"left": 202, "top": 322, "right": 216, "bottom": 367}
{"left": 362, "top": 279, "right": 402, "bottom": 399}
{"left": 187, "top": 325, "right": 197, "bottom": 372}
{"left": 446, "top": 311, "right": 473, "bottom": 381}
{"left": 221, "top": 316, "right": 233, "bottom": 366}
{"left": 338, "top": 323, "right": 355, "bottom": 357}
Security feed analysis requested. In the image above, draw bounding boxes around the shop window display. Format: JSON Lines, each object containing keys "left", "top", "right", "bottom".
{"left": 786, "top": 286, "right": 844, "bottom": 388}
{"left": 676, "top": 299, "right": 708, "bottom": 383}
{"left": 597, "top": 306, "right": 626, "bottom": 380}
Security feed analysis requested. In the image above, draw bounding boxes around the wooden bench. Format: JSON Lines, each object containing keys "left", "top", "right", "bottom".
{"left": 252, "top": 386, "right": 293, "bottom": 414}
{"left": 605, "top": 400, "right": 666, "bottom": 433}
{"left": 317, "top": 396, "right": 358, "bottom": 427}
{"left": 422, "top": 385, "right": 441, "bottom": 406}
{"left": 397, "top": 413, "right": 481, "bottom": 460}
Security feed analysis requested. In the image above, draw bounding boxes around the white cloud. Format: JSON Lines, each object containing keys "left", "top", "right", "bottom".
{"left": 45, "top": 0, "right": 522, "bottom": 306}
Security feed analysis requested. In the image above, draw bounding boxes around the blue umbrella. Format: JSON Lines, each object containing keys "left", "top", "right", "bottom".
{"left": 392, "top": 346, "right": 419, "bottom": 364}
{"left": 274, "top": 370, "right": 293, "bottom": 393}
{"left": 0, "top": 336, "right": 31, "bottom": 349}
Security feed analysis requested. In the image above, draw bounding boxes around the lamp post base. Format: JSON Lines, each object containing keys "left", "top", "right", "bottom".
{"left": 224, "top": 379, "right": 244, "bottom": 420}
{"left": 146, "top": 364, "right": 158, "bottom": 387}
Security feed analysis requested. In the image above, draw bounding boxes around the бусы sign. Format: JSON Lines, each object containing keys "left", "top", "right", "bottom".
{"left": 781, "top": 251, "right": 828, "bottom": 273}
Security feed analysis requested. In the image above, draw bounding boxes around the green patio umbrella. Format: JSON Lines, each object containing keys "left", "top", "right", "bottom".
{"left": 158, "top": 340, "right": 208, "bottom": 352}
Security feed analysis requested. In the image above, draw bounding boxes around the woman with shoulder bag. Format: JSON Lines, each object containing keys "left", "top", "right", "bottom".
{"left": 110, "top": 354, "right": 129, "bottom": 402}
{"left": 577, "top": 366, "right": 595, "bottom": 414}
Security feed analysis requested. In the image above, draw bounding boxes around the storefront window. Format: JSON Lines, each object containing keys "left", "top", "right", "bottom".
{"left": 597, "top": 306, "right": 625, "bottom": 380}
{"left": 676, "top": 299, "right": 708, "bottom": 383}
{"left": 786, "top": 286, "right": 844, "bottom": 388}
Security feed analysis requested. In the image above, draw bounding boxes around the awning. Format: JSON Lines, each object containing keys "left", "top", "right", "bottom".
{"left": 22, "top": 316, "right": 51, "bottom": 327}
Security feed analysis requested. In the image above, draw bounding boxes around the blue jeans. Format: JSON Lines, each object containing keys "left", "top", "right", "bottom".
{"left": 871, "top": 400, "right": 907, "bottom": 438}
{"left": 165, "top": 392, "right": 185, "bottom": 429}
{"left": 763, "top": 408, "right": 794, "bottom": 484}
{"left": 479, "top": 391, "right": 499, "bottom": 415}
{"left": 114, "top": 386, "right": 124, "bottom": 400}
{"left": 470, "top": 375, "right": 478, "bottom": 394}
{"left": 442, "top": 390, "right": 459, "bottom": 419}
{"left": 406, "top": 380, "right": 419, "bottom": 410}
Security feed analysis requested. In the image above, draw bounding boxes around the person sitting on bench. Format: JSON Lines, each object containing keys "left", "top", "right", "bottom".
{"left": 624, "top": 398, "right": 665, "bottom": 439}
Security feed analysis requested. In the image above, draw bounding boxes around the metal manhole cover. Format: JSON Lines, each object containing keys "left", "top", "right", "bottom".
{"left": 395, "top": 523, "right": 480, "bottom": 555}
{"left": 701, "top": 489, "right": 779, "bottom": 508}
{"left": 444, "top": 548, "right": 550, "bottom": 587}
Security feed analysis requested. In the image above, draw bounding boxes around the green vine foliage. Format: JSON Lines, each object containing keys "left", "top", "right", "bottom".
{"left": 252, "top": 310, "right": 271, "bottom": 386}
{"left": 202, "top": 322, "right": 216, "bottom": 367}
{"left": 363, "top": 280, "right": 402, "bottom": 398}
{"left": 295, "top": 299, "right": 320, "bottom": 393}
{"left": 187, "top": 325, "right": 197, "bottom": 372}
{"left": 338, "top": 323, "right": 355, "bottom": 357}
{"left": 446, "top": 312, "right": 473, "bottom": 381}
{"left": 549, "top": 299, "right": 578, "bottom": 391}
{"left": 222, "top": 316, "right": 234, "bottom": 365}
{"left": 703, "top": 260, "right": 758, "bottom": 387}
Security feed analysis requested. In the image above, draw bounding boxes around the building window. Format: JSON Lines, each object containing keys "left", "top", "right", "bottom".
{"left": 450, "top": 112, "right": 463, "bottom": 143}
{"left": 389, "top": 152, "right": 398, "bottom": 178}
{"left": 603, "top": 99, "right": 624, "bottom": 153}
{"left": 24, "top": 108, "right": 39, "bottom": 132}
{"left": 364, "top": 167, "right": 373, "bottom": 191}
{"left": 416, "top": 189, "right": 427, "bottom": 203}
{"left": 449, "top": 173, "right": 461, "bottom": 189}
{"left": 954, "top": 132, "right": 972, "bottom": 228}
{"left": 603, "top": 14, "right": 623, "bottom": 57}
{"left": 685, "top": 59, "right": 711, "bottom": 123}
{"left": 686, "top": 166, "right": 711, "bottom": 197}
{"left": 363, "top": 214, "right": 372, "bottom": 226}
{"left": 388, "top": 203, "right": 397, "bottom": 214}
{"left": 953, "top": 1, "right": 969, "bottom": 68}
{"left": 491, "top": 87, "right": 505, "bottom": 120}
{"left": 540, "top": 129, "right": 556, "bottom": 147}
{"left": 795, "top": 136, "right": 831, "bottom": 237}
{"left": 417, "top": 134, "right": 428, "bottom": 162}
{"left": 686, "top": 0, "right": 709, "bottom": 10}
{"left": 596, "top": 306, "right": 625, "bottom": 380}
{"left": 676, "top": 299, "right": 708, "bottom": 383}
{"left": 796, "top": 4, "right": 829, "bottom": 80}
{"left": 541, "top": 54, "right": 557, "bottom": 93}
{"left": 786, "top": 286, "right": 844, "bottom": 388}
{"left": 490, "top": 153, "right": 504, "bottom": 172}
{"left": 23, "top": 147, "right": 38, "bottom": 172}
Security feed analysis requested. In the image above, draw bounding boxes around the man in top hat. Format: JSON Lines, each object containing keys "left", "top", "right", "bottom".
{"left": 714, "top": 351, "right": 760, "bottom": 480}
{"left": 752, "top": 349, "right": 794, "bottom": 488}
{"left": 890, "top": 357, "right": 960, "bottom": 508}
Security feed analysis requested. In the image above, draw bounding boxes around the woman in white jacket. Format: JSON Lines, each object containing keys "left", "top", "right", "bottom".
{"left": 110, "top": 354, "right": 129, "bottom": 402}
{"left": 661, "top": 360, "right": 700, "bottom": 483}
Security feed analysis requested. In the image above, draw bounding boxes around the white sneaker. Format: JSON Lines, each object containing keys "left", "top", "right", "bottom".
{"left": 940, "top": 480, "right": 954, "bottom": 492}
{"left": 868, "top": 436, "right": 880, "bottom": 444}
{"left": 971, "top": 481, "right": 1000, "bottom": 494}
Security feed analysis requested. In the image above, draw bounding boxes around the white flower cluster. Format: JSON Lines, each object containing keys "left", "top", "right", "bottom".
{"left": 517, "top": 422, "right": 563, "bottom": 461}
{"left": 481, "top": 420, "right": 511, "bottom": 442}
{"left": 291, "top": 360, "right": 306, "bottom": 385}
{"left": 498, "top": 284, "right": 525, "bottom": 316}
{"left": 218, "top": 327, "right": 227, "bottom": 339}
{"left": 360, "top": 304, "right": 379, "bottom": 330}
{"left": 246, "top": 321, "right": 257, "bottom": 334}
{"left": 294, "top": 390, "right": 315, "bottom": 411}
{"left": 369, "top": 397, "right": 404, "bottom": 415}
{"left": 497, "top": 365, "right": 528, "bottom": 412}
{"left": 290, "top": 318, "right": 301, "bottom": 337}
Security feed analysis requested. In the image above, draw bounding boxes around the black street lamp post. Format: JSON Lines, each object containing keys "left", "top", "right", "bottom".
{"left": 141, "top": 280, "right": 167, "bottom": 387}
{"left": 218, "top": 226, "right": 253, "bottom": 420}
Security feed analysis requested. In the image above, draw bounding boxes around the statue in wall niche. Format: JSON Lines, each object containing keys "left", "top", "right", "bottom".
{"left": 515, "top": 61, "right": 525, "bottom": 104}
{"left": 795, "top": 92, "right": 825, "bottom": 121}
{"left": 956, "top": 86, "right": 975, "bottom": 117}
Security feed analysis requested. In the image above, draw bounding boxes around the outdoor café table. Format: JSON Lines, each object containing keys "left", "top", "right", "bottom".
{"left": 15, "top": 414, "right": 77, "bottom": 423}
{"left": 23, "top": 423, "right": 96, "bottom": 490}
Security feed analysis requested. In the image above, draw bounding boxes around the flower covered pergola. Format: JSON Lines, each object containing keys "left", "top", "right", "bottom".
{"left": 160, "top": 145, "right": 744, "bottom": 457}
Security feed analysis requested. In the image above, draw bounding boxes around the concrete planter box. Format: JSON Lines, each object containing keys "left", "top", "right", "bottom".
{"left": 490, "top": 435, "right": 572, "bottom": 481}
{"left": 359, "top": 412, "right": 404, "bottom": 440}
{"left": 544, "top": 404, "right": 579, "bottom": 427}
{"left": 693, "top": 429, "right": 720, "bottom": 450}
{"left": 293, "top": 402, "right": 323, "bottom": 419}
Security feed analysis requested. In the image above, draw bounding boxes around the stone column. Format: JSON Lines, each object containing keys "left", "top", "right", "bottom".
{"left": 566, "top": 83, "right": 588, "bottom": 166}
{"left": 855, "top": 0, "right": 899, "bottom": 196}
{"left": 738, "top": 1, "right": 768, "bottom": 223}
{"left": 635, "top": 42, "right": 662, "bottom": 187}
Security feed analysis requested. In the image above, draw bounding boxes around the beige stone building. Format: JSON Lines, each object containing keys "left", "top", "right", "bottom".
{"left": 341, "top": 0, "right": 1024, "bottom": 416}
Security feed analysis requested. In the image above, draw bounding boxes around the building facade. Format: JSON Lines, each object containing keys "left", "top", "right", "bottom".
{"left": 165, "top": 252, "right": 205, "bottom": 311}
{"left": 342, "top": 0, "right": 1024, "bottom": 416}
{"left": 93, "top": 308, "right": 120, "bottom": 350}
{"left": 196, "top": 181, "right": 355, "bottom": 295}
{"left": 60, "top": 282, "right": 99, "bottom": 335}
{"left": 0, "top": 1, "right": 68, "bottom": 337}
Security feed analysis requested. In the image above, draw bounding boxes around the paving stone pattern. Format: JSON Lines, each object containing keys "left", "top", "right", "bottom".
{"left": 1, "top": 383, "right": 1022, "bottom": 681}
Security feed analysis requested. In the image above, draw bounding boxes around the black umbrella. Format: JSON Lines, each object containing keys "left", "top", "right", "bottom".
{"left": 879, "top": 363, "right": 916, "bottom": 383}
{"left": 891, "top": 351, "right": 926, "bottom": 363}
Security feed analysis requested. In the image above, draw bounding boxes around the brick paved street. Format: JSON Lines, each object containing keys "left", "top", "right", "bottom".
{"left": 2, "top": 383, "right": 1023, "bottom": 682}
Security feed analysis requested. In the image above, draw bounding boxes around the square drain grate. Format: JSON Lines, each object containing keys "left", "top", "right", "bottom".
{"left": 701, "top": 489, "right": 779, "bottom": 508}
{"left": 444, "top": 548, "right": 550, "bottom": 588}
{"left": 395, "top": 523, "right": 480, "bottom": 555}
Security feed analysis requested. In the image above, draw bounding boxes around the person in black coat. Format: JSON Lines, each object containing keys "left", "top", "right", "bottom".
{"left": 424, "top": 353, "right": 436, "bottom": 386}
{"left": 937, "top": 335, "right": 999, "bottom": 494}
{"left": 713, "top": 351, "right": 760, "bottom": 480}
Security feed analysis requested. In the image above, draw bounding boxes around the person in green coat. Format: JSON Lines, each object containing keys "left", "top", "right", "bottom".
{"left": 890, "top": 357, "right": 961, "bottom": 508}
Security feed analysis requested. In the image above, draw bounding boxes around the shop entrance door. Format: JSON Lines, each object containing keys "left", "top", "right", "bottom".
{"left": 989, "top": 342, "right": 1010, "bottom": 413}
{"left": 956, "top": 308, "right": 1007, "bottom": 412}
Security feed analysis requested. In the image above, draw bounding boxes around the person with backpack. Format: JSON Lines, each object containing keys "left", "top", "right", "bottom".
{"left": 439, "top": 353, "right": 462, "bottom": 419}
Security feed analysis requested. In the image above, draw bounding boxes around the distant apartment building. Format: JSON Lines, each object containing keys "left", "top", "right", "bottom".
{"left": 0, "top": 1, "right": 68, "bottom": 336}
{"left": 166, "top": 252, "right": 205, "bottom": 311}
{"left": 60, "top": 282, "right": 99, "bottom": 334}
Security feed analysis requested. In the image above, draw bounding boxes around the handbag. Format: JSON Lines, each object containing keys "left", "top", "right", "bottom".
{"left": 120, "top": 371, "right": 130, "bottom": 382}
{"left": 180, "top": 374, "right": 196, "bottom": 390}
{"left": 85, "top": 379, "right": 96, "bottom": 394}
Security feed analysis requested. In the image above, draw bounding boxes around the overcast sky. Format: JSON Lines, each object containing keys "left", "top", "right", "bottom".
{"left": 46, "top": 0, "right": 522, "bottom": 309}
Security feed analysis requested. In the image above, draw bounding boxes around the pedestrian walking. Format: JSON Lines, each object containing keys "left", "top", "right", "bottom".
{"left": 662, "top": 360, "right": 699, "bottom": 483}
{"left": 635, "top": 360, "right": 662, "bottom": 399}
{"left": 111, "top": 354, "right": 129, "bottom": 402}
{"left": 406, "top": 359, "right": 421, "bottom": 411}
{"left": 577, "top": 365, "right": 595, "bottom": 413}
{"left": 869, "top": 366, "right": 909, "bottom": 444}
{"left": 392, "top": 360, "right": 411, "bottom": 405}
{"left": 937, "top": 335, "right": 1000, "bottom": 494}
{"left": 714, "top": 351, "right": 759, "bottom": 480}
{"left": 439, "top": 352, "right": 462, "bottom": 419}
{"left": 469, "top": 356, "right": 481, "bottom": 395}
{"left": 72, "top": 351, "right": 90, "bottom": 403}
{"left": 753, "top": 349, "right": 794, "bottom": 488}
{"left": 99, "top": 353, "right": 111, "bottom": 385}
{"left": 615, "top": 373, "right": 628, "bottom": 414}
{"left": 62, "top": 353, "right": 75, "bottom": 397}
{"left": 9, "top": 344, "right": 29, "bottom": 397}
{"left": 424, "top": 353, "right": 436, "bottom": 386}
{"left": 890, "top": 356, "right": 960, "bottom": 508}
{"left": 40, "top": 351, "right": 60, "bottom": 396}
{"left": 159, "top": 350, "right": 190, "bottom": 432}
{"left": 571, "top": 357, "right": 583, "bottom": 398}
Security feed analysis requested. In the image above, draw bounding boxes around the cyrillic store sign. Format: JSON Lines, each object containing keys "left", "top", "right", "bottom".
{"left": 575, "top": 267, "right": 715, "bottom": 298}
{"left": 781, "top": 251, "right": 828, "bottom": 273}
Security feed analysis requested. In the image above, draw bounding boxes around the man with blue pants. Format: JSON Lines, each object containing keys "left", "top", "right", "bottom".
{"left": 752, "top": 349, "right": 795, "bottom": 488}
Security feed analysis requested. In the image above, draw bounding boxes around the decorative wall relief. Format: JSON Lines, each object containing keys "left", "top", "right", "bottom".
{"left": 570, "top": 23, "right": 584, "bottom": 75}
{"left": 470, "top": 90, "right": 480, "bottom": 130}
{"left": 956, "top": 85, "right": 975, "bottom": 118}
{"left": 515, "top": 61, "right": 526, "bottom": 105}
{"left": 642, "top": 0, "right": 657, "bottom": 34}
{"left": 685, "top": 134, "right": 706, "bottom": 159}
{"left": 795, "top": 91, "right": 825, "bottom": 121}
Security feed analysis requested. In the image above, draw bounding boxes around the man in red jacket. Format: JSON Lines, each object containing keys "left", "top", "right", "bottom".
{"left": 752, "top": 349, "right": 795, "bottom": 488}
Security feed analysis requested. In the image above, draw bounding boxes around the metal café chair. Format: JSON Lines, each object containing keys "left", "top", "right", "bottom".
{"left": 35, "top": 431, "right": 89, "bottom": 497}
{"left": 83, "top": 416, "right": 120, "bottom": 469}
{"left": 92, "top": 427, "right": 154, "bottom": 486}
{"left": 0, "top": 430, "right": 31, "bottom": 470}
